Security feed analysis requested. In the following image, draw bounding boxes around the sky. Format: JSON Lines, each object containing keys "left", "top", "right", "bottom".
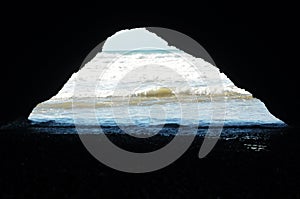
{"left": 102, "top": 28, "right": 175, "bottom": 51}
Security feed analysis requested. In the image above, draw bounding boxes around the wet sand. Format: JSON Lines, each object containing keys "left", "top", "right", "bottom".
{"left": 1, "top": 127, "right": 300, "bottom": 198}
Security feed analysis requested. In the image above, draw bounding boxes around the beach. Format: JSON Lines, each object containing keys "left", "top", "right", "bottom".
{"left": 1, "top": 126, "right": 299, "bottom": 198}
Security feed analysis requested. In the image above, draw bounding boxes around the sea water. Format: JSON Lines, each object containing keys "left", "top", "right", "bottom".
{"left": 29, "top": 50, "right": 285, "bottom": 135}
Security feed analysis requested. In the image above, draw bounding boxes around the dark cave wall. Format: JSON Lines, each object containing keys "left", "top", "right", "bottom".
{"left": 1, "top": 6, "right": 299, "bottom": 126}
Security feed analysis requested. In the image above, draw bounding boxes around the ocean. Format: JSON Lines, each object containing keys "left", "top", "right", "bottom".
{"left": 28, "top": 50, "right": 285, "bottom": 135}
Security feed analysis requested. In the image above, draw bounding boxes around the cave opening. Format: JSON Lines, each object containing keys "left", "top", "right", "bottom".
{"left": 28, "top": 28, "right": 285, "bottom": 134}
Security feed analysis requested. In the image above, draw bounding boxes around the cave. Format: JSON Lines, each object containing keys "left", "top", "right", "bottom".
{"left": 28, "top": 28, "right": 285, "bottom": 130}
{"left": 1, "top": 10, "right": 298, "bottom": 127}
{"left": 1, "top": 4, "right": 299, "bottom": 198}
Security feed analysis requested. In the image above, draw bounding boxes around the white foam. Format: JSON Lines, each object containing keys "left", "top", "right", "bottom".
{"left": 51, "top": 50, "right": 251, "bottom": 99}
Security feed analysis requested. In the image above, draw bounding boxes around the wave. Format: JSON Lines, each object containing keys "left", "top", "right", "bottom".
{"left": 49, "top": 50, "right": 253, "bottom": 100}
{"left": 51, "top": 85, "right": 252, "bottom": 100}
{"left": 28, "top": 49, "right": 285, "bottom": 130}
{"left": 134, "top": 87, "right": 174, "bottom": 97}
{"left": 132, "top": 86, "right": 251, "bottom": 98}
{"left": 37, "top": 93, "right": 253, "bottom": 110}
